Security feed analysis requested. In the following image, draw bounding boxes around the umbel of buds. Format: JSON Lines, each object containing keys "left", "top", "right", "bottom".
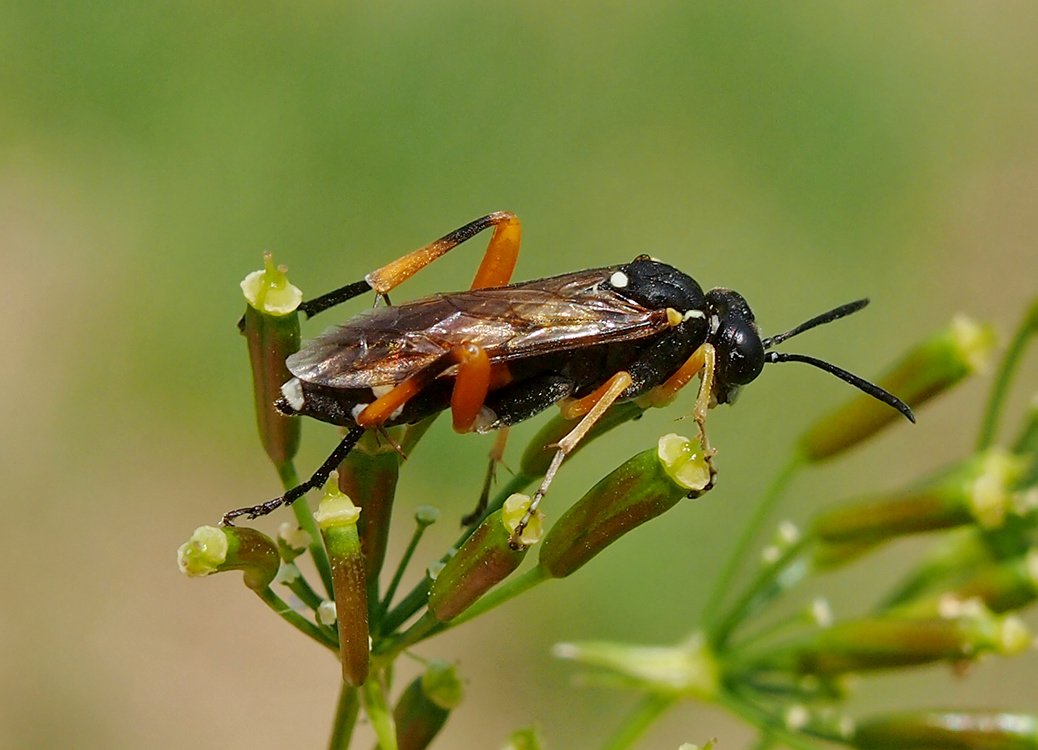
{"left": 314, "top": 478, "right": 369, "bottom": 686}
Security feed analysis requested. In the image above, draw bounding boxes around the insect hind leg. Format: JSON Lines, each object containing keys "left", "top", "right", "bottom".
{"left": 296, "top": 212, "right": 522, "bottom": 320}
{"left": 221, "top": 425, "right": 366, "bottom": 525}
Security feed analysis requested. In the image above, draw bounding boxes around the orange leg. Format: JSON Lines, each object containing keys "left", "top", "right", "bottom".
{"left": 366, "top": 211, "right": 522, "bottom": 295}
{"left": 356, "top": 343, "right": 494, "bottom": 433}
{"left": 449, "top": 344, "right": 492, "bottom": 433}
{"left": 511, "top": 370, "right": 634, "bottom": 545}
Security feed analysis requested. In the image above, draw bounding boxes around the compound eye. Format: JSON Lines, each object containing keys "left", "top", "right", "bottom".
{"left": 717, "top": 321, "right": 765, "bottom": 386}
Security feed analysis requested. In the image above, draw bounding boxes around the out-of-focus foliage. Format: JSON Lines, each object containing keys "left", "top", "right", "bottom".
{"left": 3, "top": 3, "right": 1035, "bottom": 749}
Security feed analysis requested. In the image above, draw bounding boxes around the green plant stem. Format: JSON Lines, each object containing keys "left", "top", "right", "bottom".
{"left": 327, "top": 683, "right": 359, "bottom": 750}
{"left": 600, "top": 694, "right": 678, "bottom": 750}
{"left": 362, "top": 675, "right": 398, "bottom": 750}
{"left": 715, "top": 691, "right": 827, "bottom": 750}
{"left": 278, "top": 460, "right": 335, "bottom": 598}
{"left": 374, "top": 613, "right": 442, "bottom": 665}
{"left": 380, "top": 580, "right": 431, "bottom": 635}
{"left": 702, "top": 454, "right": 804, "bottom": 635}
{"left": 378, "top": 517, "right": 433, "bottom": 625}
{"left": 284, "top": 569, "right": 326, "bottom": 612}
{"left": 448, "top": 564, "right": 550, "bottom": 627}
{"left": 255, "top": 586, "right": 338, "bottom": 651}
{"left": 977, "top": 296, "right": 1038, "bottom": 451}
{"left": 711, "top": 537, "right": 811, "bottom": 648}
{"left": 380, "top": 472, "right": 536, "bottom": 633}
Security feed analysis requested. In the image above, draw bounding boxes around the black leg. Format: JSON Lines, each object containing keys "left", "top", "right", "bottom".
{"left": 222, "top": 425, "right": 367, "bottom": 525}
{"left": 299, "top": 279, "right": 374, "bottom": 319}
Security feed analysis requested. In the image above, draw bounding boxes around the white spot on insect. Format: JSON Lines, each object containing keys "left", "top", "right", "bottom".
{"left": 683, "top": 309, "right": 706, "bottom": 321}
{"left": 709, "top": 314, "right": 720, "bottom": 335}
{"left": 371, "top": 384, "right": 394, "bottom": 398}
{"left": 389, "top": 404, "right": 405, "bottom": 421}
{"left": 281, "top": 378, "right": 305, "bottom": 411}
{"left": 351, "top": 403, "right": 370, "bottom": 422}
{"left": 473, "top": 406, "right": 499, "bottom": 434}
{"left": 609, "top": 271, "right": 629, "bottom": 288}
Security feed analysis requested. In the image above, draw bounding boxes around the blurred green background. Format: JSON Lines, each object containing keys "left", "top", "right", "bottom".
{"left": 3, "top": 2, "right": 1036, "bottom": 748}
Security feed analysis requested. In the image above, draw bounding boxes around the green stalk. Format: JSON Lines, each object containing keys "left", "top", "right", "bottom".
{"left": 377, "top": 512, "right": 437, "bottom": 627}
{"left": 255, "top": 586, "right": 338, "bottom": 651}
{"left": 711, "top": 537, "right": 811, "bottom": 648}
{"left": 327, "top": 683, "right": 359, "bottom": 750}
{"left": 446, "top": 565, "right": 550, "bottom": 627}
{"left": 362, "top": 676, "right": 398, "bottom": 750}
{"left": 380, "top": 472, "right": 536, "bottom": 633}
{"left": 977, "top": 296, "right": 1038, "bottom": 450}
{"left": 600, "top": 694, "right": 678, "bottom": 750}
{"left": 715, "top": 691, "right": 828, "bottom": 750}
{"left": 279, "top": 461, "right": 335, "bottom": 598}
{"left": 702, "top": 454, "right": 805, "bottom": 635}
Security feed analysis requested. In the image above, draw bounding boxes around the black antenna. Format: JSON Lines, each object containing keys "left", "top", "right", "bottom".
{"left": 766, "top": 351, "right": 915, "bottom": 422}
{"left": 762, "top": 299, "right": 870, "bottom": 349}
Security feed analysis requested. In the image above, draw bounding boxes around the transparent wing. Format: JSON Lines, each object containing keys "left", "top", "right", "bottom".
{"left": 287, "top": 267, "right": 671, "bottom": 389}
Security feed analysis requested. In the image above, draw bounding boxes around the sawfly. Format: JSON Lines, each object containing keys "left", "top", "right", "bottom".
{"left": 223, "top": 212, "right": 914, "bottom": 541}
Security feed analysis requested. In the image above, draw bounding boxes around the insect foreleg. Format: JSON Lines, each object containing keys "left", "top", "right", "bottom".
{"left": 511, "top": 370, "right": 634, "bottom": 547}
{"left": 221, "top": 425, "right": 366, "bottom": 525}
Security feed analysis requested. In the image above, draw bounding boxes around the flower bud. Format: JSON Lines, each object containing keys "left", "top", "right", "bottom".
{"left": 789, "top": 605, "right": 1030, "bottom": 676}
{"left": 801, "top": 316, "right": 995, "bottom": 461}
{"left": 178, "top": 525, "right": 279, "bottom": 592}
{"left": 502, "top": 727, "right": 546, "bottom": 750}
{"left": 812, "top": 450, "right": 1027, "bottom": 552}
{"left": 240, "top": 253, "right": 303, "bottom": 471}
{"left": 553, "top": 632, "right": 719, "bottom": 698}
{"left": 314, "top": 479, "right": 369, "bottom": 686}
{"left": 427, "top": 496, "right": 542, "bottom": 622}
{"left": 539, "top": 435, "right": 710, "bottom": 578}
{"left": 932, "top": 551, "right": 1038, "bottom": 614}
{"left": 393, "top": 661, "right": 463, "bottom": 750}
{"left": 337, "top": 430, "right": 401, "bottom": 589}
{"left": 853, "top": 711, "right": 1038, "bottom": 750}
{"left": 276, "top": 521, "right": 311, "bottom": 563}
{"left": 519, "top": 401, "right": 644, "bottom": 479}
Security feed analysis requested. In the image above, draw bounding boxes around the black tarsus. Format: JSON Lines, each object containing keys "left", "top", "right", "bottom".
{"left": 299, "top": 279, "right": 374, "bottom": 319}
{"left": 221, "top": 425, "right": 367, "bottom": 525}
{"left": 765, "top": 351, "right": 915, "bottom": 423}
{"left": 762, "top": 299, "right": 870, "bottom": 349}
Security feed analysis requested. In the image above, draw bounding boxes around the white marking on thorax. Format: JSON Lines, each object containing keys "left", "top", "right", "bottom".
{"left": 609, "top": 270, "right": 629, "bottom": 288}
{"left": 683, "top": 309, "right": 706, "bottom": 321}
{"left": 371, "top": 384, "right": 395, "bottom": 398}
{"left": 281, "top": 378, "right": 305, "bottom": 411}
{"left": 351, "top": 403, "right": 370, "bottom": 422}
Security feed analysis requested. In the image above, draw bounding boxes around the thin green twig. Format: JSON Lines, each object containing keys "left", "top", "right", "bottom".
{"left": 976, "top": 296, "right": 1038, "bottom": 451}
{"left": 601, "top": 694, "right": 679, "bottom": 750}
{"left": 278, "top": 460, "right": 335, "bottom": 598}
{"left": 255, "top": 586, "right": 338, "bottom": 651}
{"left": 702, "top": 454, "right": 804, "bottom": 637}
{"left": 327, "top": 683, "right": 359, "bottom": 750}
